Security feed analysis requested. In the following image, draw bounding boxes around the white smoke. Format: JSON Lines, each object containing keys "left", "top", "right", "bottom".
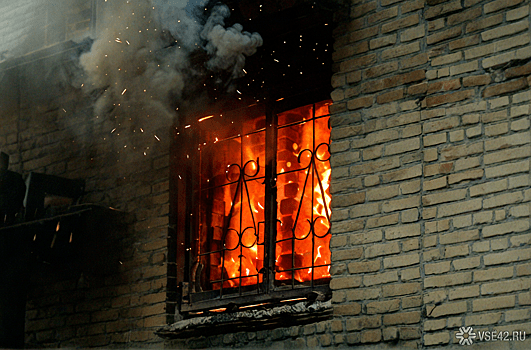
{"left": 77, "top": 0, "right": 262, "bottom": 151}
{"left": 201, "top": 5, "right": 263, "bottom": 79}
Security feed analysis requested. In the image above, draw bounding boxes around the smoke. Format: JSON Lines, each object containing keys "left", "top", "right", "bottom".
{"left": 76, "top": 0, "right": 262, "bottom": 152}
{"left": 201, "top": 5, "right": 262, "bottom": 79}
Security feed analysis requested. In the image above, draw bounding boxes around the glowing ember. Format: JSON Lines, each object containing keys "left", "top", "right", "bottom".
{"left": 198, "top": 115, "right": 214, "bottom": 122}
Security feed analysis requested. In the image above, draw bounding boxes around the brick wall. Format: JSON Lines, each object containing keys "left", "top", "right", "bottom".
{"left": 0, "top": 0, "right": 93, "bottom": 61}
{"left": 329, "top": 0, "right": 531, "bottom": 347}
{"left": 0, "top": 24, "right": 170, "bottom": 350}
{"left": 1, "top": 0, "right": 531, "bottom": 348}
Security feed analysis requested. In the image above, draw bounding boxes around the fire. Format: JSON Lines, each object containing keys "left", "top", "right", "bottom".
{"left": 204, "top": 101, "right": 332, "bottom": 290}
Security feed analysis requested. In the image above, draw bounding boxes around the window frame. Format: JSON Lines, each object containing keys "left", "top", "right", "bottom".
{"left": 170, "top": 91, "right": 333, "bottom": 316}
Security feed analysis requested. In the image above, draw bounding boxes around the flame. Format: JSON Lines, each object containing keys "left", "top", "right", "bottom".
{"left": 204, "top": 104, "right": 331, "bottom": 290}
{"left": 276, "top": 113, "right": 332, "bottom": 284}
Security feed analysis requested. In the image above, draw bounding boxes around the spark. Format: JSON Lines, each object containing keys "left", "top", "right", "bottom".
{"left": 111, "top": 128, "right": 116, "bottom": 133}
{"left": 140, "top": 128, "right": 144, "bottom": 132}
{"left": 243, "top": 68, "right": 247, "bottom": 74}
{"left": 198, "top": 115, "right": 214, "bottom": 122}
{"left": 154, "top": 135, "right": 160, "bottom": 141}
{"left": 62, "top": 109, "right": 66, "bottom": 113}
{"left": 115, "top": 38, "right": 122, "bottom": 43}
{"left": 273, "top": 59, "right": 279, "bottom": 62}
{"left": 184, "top": 125, "right": 191, "bottom": 128}
{"left": 121, "top": 89, "right": 127, "bottom": 95}
{"left": 126, "top": 40, "right": 130, "bottom": 45}
{"left": 236, "top": 90, "right": 242, "bottom": 94}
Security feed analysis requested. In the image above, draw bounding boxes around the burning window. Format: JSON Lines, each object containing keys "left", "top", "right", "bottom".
{"left": 168, "top": 0, "right": 336, "bottom": 317}
{"left": 175, "top": 99, "right": 332, "bottom": 313}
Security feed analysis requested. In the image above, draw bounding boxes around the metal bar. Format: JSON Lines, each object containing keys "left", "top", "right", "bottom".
{"left": 167, "top": 125, "right": 180, "bottom": 323}
{"left": 0, "top": 207, "right": 93, "bottom": 232}
{"left": 239, "top": 132, "right": 244, "bottom": 296}
{"left": 182, "top": 284, "right": 330, "bottom": 313}
{"left": 264, "top": 100, "right": 277, "bottom": 294}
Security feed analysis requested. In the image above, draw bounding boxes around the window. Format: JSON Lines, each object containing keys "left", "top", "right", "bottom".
{"left": 173, "top": 97, "right": 332, "bottom": 314}
{"left": 168, "top": 0, "right": 335, "bottom": 317}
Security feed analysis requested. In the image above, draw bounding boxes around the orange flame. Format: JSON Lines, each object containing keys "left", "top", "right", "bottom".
{"left": 206, "top": 103, "right": 332, "bottom": 290}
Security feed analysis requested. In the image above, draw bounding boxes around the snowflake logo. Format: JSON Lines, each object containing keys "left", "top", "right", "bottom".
{"left": 455, "top": 326, "right": 476, "bottom": 345}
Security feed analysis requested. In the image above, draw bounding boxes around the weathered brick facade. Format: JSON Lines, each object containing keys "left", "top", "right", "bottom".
{"left": 0, "top": 62, "right": 170, "bottom": 346}
{"left": 328, "top": 0, "right": 531, "bottom": 347}
{"left": 0, "top": 0, "right": 530, "bottom": 348}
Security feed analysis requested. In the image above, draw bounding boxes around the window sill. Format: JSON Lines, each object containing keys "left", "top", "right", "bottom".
{"left": 156, "top": 300, "right": 332, "bottom": 339}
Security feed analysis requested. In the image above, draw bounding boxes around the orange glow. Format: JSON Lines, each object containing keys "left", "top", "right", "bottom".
{"left": 202, "top": 102, "right": 332, "bottom": 290}
{"left": 274, "top": 103, "right": 332, "bottom": 284}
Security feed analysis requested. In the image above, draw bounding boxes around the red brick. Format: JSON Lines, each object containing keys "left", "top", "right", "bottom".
{"left": 505, "top": 62, "right": 531, "bottom": 79}
{"left": 427, "top": 79, "right": 461, "bottom": 94}
{"left": 427, "top": 27, "right": 462, "bottom": 45}
{"left": 425, "top": 0, "right": 462, "bottom": 19}
{"left": 402, "top": 53, "right": 429, "bottom": 69}
{"left": 402, "top": 0, "right": 424, "bottom": 12}
{"left": 424, "top": 162, "right": 454, "bottom": 177}
{"left": 364, "top": 62, "right": 399, "bottom": 79}
{"left": 347, "top": 96, "right": 373, "bottom": 110}
{"left": 466, "top": 14, "right": 503, "bottom": 33}
{"left": 377, "top": 89, "right": 404, "bottom": 104}
{"left": 382, "top": 14, "right": 419, "bottom": 33}
{"left": 363, "top": 70, "right": 426, "bottom": 94}
{"left": 449, "top": 35, "right": 480, "bottom": 51}
{"left": 368, "top": 7, "right": 398, "bottom": 24}
{"left": 463, "top": 75, "right": 491, "bottom": 87}
{"left": 340, "top": 54, "right": 377, "bottom": 72}
{"left": 408, "top": 83, "right": 427, "bottom": 95}
{"left": 347, "top": 71, "right": 362, "bottom": 84}
{"left": 447, "top": 6, "right": 482, "bottom": 25}
{"left": 349, "top": 26, "right": 380, "bottom": 43}
{"left": 425, "top": 89, "right": 474, "bottom": 107}
{"left": 482, "top": 78, "right": 528, "bottom": 97}
{"left": 484, "top": 0, "right": 524, "bottom": 13}
{"left": 351, "top": 1, "right": 377, "bottom": 19}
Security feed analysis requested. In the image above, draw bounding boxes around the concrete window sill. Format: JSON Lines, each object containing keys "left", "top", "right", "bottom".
{"left": 156, "top": 300, "right": 332, "bottom": 339}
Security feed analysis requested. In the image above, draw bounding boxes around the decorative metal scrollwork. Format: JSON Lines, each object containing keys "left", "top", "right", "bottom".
{"left": 290, "top": 142, "right": 331, "bottom": 240}
{"left": 222, "top": 158, "right": 261, "bottom": 250}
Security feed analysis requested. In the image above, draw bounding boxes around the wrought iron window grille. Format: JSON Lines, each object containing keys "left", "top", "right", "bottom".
{"left": 172, "top": 96, "right": 333, "bottom": 315}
